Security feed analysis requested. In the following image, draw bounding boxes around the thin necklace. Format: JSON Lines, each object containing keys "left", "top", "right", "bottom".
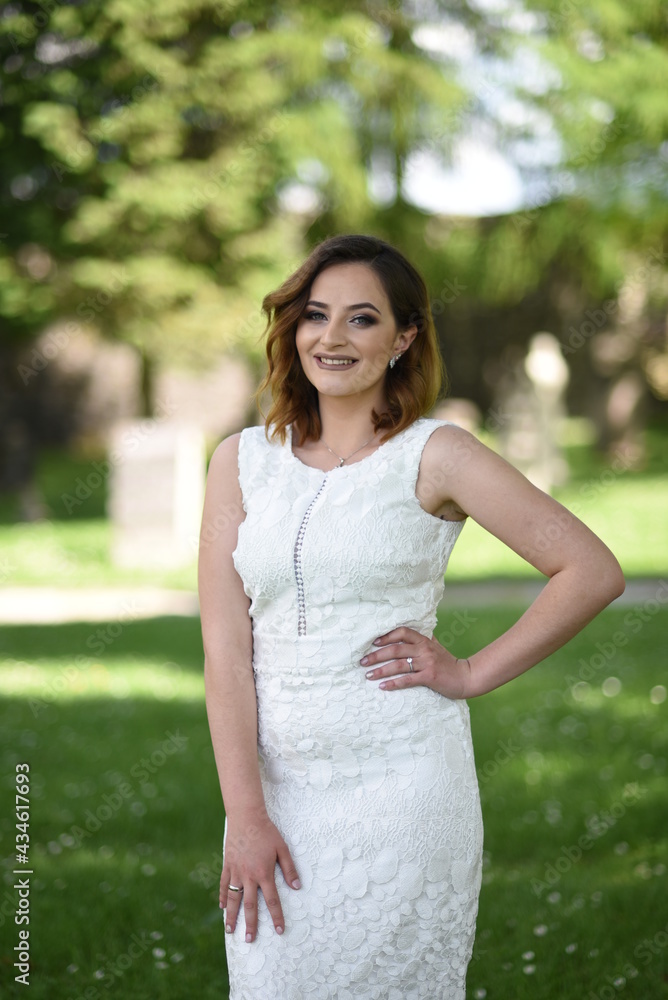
{"left": 320, "top": 432, "right": 379, "bottom": 467}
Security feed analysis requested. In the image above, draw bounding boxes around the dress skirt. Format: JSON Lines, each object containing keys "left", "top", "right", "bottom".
{"left": 223, "top": 632, "right": 484, "bottom": 1000}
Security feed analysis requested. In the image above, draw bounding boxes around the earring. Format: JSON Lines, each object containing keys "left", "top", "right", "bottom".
{"left": 389, "top": 352, "right": 403, "bottom": 369}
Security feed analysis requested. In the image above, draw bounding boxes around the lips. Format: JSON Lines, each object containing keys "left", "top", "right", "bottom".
{"left": 314, "top": 356, "right": 359, "bottom": 369}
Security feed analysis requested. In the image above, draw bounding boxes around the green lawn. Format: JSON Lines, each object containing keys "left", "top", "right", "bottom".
{"left": 1, "top": 607, "right": 666, "bottom": 998}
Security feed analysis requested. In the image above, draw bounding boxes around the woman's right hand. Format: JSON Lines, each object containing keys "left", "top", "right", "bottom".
{"left": 220, "top": 812, "right": 301, "bottom": 942}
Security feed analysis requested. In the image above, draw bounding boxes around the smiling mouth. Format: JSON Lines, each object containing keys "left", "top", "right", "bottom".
{"left": 315, "top": 356, "right": 359, "bottom": 368}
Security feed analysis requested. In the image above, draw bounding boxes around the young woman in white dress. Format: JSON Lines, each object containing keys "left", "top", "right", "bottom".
{"left": 198, "top": 234, "right": 625, "bottom": 999}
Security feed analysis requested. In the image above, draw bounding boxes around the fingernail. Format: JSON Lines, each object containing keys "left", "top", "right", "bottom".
{"left": 245, "top": 933, "right": 252, "bottom": 942}
{"left": 360, "top": 656, "right": 369, "bottom": 665}
{"left": 291, "top": 878, "right": 301, "bottom": 889}
{"left": 373, "top": 638, "right": 382, "bottom": 644}
{"left": 365, "top": 671, "right": 375, "bottom": 679}
{"left": 379, "top": 682, "right": 388, "bottom": 689}
{"left": 219, "top": 902, "right": 224, "bottom": 909}
{"left": 276, "top": 926, "right": 284, "bottom": 935}
{"left": 226, "top": 924, "right": 232, "bottom": 933}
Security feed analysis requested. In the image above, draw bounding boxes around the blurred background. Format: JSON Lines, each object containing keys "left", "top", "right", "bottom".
{"left": 1, "top": 1, "right": 666, "bottom": 998}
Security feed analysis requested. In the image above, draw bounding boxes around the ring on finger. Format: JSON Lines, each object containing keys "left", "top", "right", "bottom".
{"left": 228, "top": 885, "right": 243, "bottom": 893}
{"left": 407, "top": 656, "right": 414, "bottom": 673}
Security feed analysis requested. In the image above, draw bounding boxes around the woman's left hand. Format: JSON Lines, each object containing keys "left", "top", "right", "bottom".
{"left": 360, "top": 626, "right": 472, "bottom": 700}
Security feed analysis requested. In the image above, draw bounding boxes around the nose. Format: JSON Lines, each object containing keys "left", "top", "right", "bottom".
{"left": 317, "top": 316, "right": 349, "bottom": 348}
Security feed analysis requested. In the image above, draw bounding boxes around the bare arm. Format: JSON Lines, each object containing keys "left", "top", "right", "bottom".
{"left": 198, "top": 433, "right": 300, "bottom": 941}
{"left": 363, "top": 425, "right": 626, "bottom": 698}
{"left": 198, "top": 433, "right": 266, "bottom": 821}
{"left": 438, "top": 426, "right": 626, "bottom": 697}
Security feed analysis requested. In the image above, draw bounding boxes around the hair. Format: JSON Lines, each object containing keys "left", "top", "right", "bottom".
{"left": 253, "top": 233, "right": 448, "bottom": 446}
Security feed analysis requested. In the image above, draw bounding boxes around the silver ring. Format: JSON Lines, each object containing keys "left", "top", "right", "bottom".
{"left": 407, "top": 657, "right": 414, "bottom": 673}
{"left": 228, "top": 885, "right": 243, "bottom": 892}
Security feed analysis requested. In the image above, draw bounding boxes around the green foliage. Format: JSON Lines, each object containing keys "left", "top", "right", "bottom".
{"left": 1, "top": 0, "right": 666, "bottom": 402}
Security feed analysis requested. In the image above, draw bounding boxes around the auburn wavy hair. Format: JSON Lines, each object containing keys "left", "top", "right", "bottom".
{"left": 253, "top": 233, "right": 448, "bottom": 447}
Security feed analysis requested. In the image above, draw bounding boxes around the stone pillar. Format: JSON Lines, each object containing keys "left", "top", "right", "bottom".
{"left": 107, "top": 419, "right": 205, "bottom": 568}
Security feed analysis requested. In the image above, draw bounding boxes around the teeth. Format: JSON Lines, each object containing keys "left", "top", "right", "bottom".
{"left": 319, "top": 357, "right": 356, "bottom": 366}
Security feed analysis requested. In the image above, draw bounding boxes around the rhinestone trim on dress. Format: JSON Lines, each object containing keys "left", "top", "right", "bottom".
{"left": 293, "top": 474, "right": 330, "bottom": 636}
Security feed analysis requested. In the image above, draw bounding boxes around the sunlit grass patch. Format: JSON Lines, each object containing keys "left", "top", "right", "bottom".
{"left": 1, "top": 608, "right": 666, "bottom": 998}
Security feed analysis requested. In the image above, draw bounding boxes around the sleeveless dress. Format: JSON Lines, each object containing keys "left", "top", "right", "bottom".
{"left": 225, "top": 416, "right": 484, "bottom": 1000}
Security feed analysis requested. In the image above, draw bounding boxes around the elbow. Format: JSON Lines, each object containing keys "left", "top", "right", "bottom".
{"left": 610, "top": 565, "right": 626, "bottom": 602}
{"left": 598, "top": 557, "right": 626, "bottom": 607}
{"left": 562, "top": 553, "right": 625, "bottom": 609}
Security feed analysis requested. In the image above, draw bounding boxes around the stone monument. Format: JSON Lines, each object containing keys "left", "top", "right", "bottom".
{"left": 107, "top": 419, "right": 205, "bottom": 569}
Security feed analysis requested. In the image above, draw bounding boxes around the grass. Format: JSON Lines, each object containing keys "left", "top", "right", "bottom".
{"left": 0, "top": 421, "right": 666, "bottom": 587}
{"left": 1, "top": 606, "right": 666, "bottom": 999}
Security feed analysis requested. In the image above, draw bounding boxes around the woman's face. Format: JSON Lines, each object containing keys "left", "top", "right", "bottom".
{"left": 295, "top": 263, "right": 417, "bottom": 403}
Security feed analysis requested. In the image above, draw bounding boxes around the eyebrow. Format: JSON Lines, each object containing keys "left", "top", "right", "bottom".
{"left": 306, "top": 300, "right": 381, "bottom": 315}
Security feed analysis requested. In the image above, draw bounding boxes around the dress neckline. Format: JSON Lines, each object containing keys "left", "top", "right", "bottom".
{"left": 285, "top": 419, "right": 424, "bottom": 474}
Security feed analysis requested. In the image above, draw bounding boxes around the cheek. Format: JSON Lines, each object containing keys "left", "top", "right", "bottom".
{"left": 293, "top": 327, "right": 305, "bottom": 358}
{"left": 295, "top": 323, "right": 311, "bottom": 351}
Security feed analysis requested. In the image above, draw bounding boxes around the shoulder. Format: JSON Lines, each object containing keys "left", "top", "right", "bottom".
{"left": 419, "top": 419, "right": 485, "bottom": 472}
{"left": 209, "top": 424, "right": 268, "bottom": 467}
{"left": 209, "top": 431, "right": 242, "bottom": 471}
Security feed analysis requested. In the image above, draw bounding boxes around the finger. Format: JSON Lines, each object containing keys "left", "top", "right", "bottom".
{"left": 277, "top": 845, "right": 302, "bottom": 891}
{"left": 243, "top": 884, "right": 258, "bottom": 942}
{"left": 362, "top": 641, "right": 408, "bottom": 667}
{"left": 223, "top": 881, "right": 243, "bottom": 932}
{"left": 260, "top": 875, "right": 286, "bottom": 935}
{"left": 373, "top": 628, "right": 400, "bottom": 646}
{"left": 379, "top": 669, "right": 423, "bottom": 690}
{"left": 220, "top": 868, "right": 230, "bottom": 908}
{"left": 220, "top": 866, "right": 241, "bottom": 905}
{"left": 373, "top": 626, "right": 413, "bottom": 646}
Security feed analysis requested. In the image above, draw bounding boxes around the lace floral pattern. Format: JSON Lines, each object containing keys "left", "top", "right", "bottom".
{"left": 225, "top": 418, "right": 484, "bottom": 999}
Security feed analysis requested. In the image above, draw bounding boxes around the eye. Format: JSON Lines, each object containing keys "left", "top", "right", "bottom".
{"left": 304, "top": 310, "right": 326, "bottom": 321}
{"left": 351, "top": 314, "right": 375, "bottom": 326}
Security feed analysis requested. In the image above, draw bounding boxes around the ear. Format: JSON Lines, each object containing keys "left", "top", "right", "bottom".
{"left": 395, "top": 323, "right": 418, "bottom": 354}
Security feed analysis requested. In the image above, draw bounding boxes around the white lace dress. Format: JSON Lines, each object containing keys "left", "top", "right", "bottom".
{"left": 224, "top": 416, "right": 483, "bottom": 999}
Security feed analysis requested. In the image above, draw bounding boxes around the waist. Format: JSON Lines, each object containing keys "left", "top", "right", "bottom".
{"left": 251, "top": 627, "right": 436, "bottom": 672}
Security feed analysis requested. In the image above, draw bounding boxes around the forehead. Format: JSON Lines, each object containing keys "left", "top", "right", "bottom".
{"left": 309, "top": 263, "right": 388, "bottom": 307}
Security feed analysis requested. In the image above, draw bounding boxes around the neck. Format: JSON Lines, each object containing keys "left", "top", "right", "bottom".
{"left": 316, "top": 394, "right": 387, "bottom": 456}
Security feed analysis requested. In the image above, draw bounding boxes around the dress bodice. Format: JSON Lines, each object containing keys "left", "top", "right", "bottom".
{"left": 232, "top": 417, "right": 465, "bottom": 650}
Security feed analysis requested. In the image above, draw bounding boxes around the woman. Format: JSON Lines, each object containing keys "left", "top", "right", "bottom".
{"left": 198, "top": 234, "right": 625, "bottom": 999}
